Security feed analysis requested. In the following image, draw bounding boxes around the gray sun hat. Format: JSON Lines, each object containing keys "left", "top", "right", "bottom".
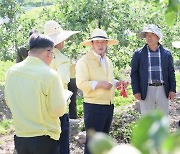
{"left": 139, "top": 24, "right": 163, "bottom": 40}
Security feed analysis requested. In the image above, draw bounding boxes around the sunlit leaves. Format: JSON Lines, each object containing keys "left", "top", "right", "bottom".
{"left": 165, "top": 0, "right": 180, "bottom": 27}
{"left": 161, "top": 132, "right": 180, "bottom": 153}
{"left": 165, "top": 10, "right": 176, "bottom": 27}
{"left": 131, "top": 111, "right": 176, "bottom": 154}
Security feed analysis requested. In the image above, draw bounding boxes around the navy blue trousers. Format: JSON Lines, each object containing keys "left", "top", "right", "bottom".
{"left": 59, "top": 113, "right": 70, "bottom": 154}
{"left": 14, "top": 135, "right": 59, "bottom": 154}
{"left": 83, "top": 102, "right": 114, "bottom": 154}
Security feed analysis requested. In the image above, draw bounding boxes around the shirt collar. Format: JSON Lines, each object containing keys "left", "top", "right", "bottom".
{"left": 147, "top": 45, "right": 160, "bottom": 52}
{"left": 25, "top": 56, "right": 48, "bottom": 65}
{"left": 92, "top": 50, "right": 106, "bottom": 61}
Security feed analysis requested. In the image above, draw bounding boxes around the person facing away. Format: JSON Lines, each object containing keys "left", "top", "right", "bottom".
{"left": 5, "top": 34, "right": 66, "bottom": 154}
{"left": 16, "top": 29, "right": 38, "bottom": 63}
{"left": 76, "top": 28, "right": 126, "bottom": 154}
{"left": 130, "top": 24, "right": 176, "bottom": 116}
{"left": 44, "top": 20, "right": 79, "bottom": 154}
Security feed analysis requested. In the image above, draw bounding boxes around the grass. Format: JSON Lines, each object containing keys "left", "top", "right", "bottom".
{"left": 0, "top": 119, "right": 14, "bottom": 135}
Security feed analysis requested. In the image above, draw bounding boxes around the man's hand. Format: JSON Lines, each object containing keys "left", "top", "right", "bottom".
{"left": 134, "top": 93, "right": 141, "bottom": 100}
{"left": 168, "top": 91, "right": 175, "bottom": 101}
{"left": 97, "top": 81, "right": 113, "bottom": 90}
{"left": 116, "top": 80, "right": 129, "bottom": 89}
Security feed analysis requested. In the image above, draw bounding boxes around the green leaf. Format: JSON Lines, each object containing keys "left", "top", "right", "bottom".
{"left": 165, "top": 10, "right": 176, "bottom": 27}
{"left": 161, "top": 132, "right": 180, "bottom": 153}
{"left": 88, "top": 132, "right": 116, "bottom": 154}
{"left": 131, "top": 111, "right": 169, "bottom": 154}
{"left": 169, "top": 0, "right": 180, "bottom": 12}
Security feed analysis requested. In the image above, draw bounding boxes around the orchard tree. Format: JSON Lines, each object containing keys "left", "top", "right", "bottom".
{"left": 0, "top": 0, "right": 179, "bottom": 65}
{"left": 0, "top": 0, "right": 22, "bottom": 60}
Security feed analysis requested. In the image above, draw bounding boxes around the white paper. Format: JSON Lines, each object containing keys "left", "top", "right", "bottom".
{"left": 64, "top": 89, "right": 73, "bottom": 102}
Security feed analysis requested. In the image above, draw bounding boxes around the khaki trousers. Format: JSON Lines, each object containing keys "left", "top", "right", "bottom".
{"left": 140, "top": 85, "right": 169, "bottom": 115}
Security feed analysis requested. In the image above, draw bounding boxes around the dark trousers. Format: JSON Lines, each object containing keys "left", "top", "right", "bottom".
{"left": 59, "top": 113, "right": 69, "bottom": 154}
{"left": 83, "top": 102, "right": 114, "bottom": 154}
{"left": 14, "top": 135, "right": 59, "bottom": 154}
{"left": 68, "top": 78, "right": 78, "bottom": 119}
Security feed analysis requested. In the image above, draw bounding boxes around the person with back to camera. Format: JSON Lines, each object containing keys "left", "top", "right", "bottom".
{"left": 44, "top": 20, "right": 80, "bottom": 154}
{"left": 5, "top": 34, "right": 67, "bottom": 154}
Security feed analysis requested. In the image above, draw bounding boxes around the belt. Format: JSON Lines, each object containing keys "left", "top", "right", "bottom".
{"left": 148, "top": 82, "right": 164, "bottom": 86}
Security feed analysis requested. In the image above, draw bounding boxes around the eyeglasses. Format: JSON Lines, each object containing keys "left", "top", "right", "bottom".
{"left": 47, "top": 49, "right": 55, "bottom": 59}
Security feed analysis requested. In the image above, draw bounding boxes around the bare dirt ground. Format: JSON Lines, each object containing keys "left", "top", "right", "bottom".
{"left": 0, "top": 90, "right": 179, "bottom": 154}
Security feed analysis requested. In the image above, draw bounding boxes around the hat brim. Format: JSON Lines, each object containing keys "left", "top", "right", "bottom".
{"left": 49, "top": 30, "right": 80, "bottom": 45}
{"left": 139, "top": 30, "right": 155, "bottom": 38}
{"left": 81, "top": 38, "right": 119, "bottom": 46}
{"left": 139, "top": 30, "right": 162, "bottom": 40}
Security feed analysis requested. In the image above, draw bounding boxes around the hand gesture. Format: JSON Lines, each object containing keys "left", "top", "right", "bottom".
{"left": 97, "top": 81, "right": 113, "bottom": 90}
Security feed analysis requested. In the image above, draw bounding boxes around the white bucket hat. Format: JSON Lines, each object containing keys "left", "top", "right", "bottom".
{"left": 44, "top": 20, "right": 80, "bottom": 45}
{"left": 81, "top": 28, "right": 119, "bottom": 46}
{"left": 139, "top": 24, "right": 163, "bottom": 40}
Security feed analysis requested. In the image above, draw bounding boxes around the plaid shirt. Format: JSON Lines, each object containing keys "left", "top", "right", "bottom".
{"left": 147, "top": 45, "right": 164, "bottom": 84}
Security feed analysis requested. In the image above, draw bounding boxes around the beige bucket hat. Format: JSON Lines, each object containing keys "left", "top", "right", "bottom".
{"left": 44, "top": 20, "right": 80, "bottom": 45}
{"left": 81, "top": 28, "right": 119, "bottom": 46}
{"left": 139, "top": 24, "right": 163, "bottom": 40}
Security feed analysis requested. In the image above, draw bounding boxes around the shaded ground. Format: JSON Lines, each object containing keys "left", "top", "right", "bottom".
{"left": 0, "top": 89, "right": 179, "bottom": 154}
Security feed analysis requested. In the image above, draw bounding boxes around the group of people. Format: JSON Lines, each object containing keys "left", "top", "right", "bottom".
{"left": 5, "top": 21, "right": 176, "bottom": 154}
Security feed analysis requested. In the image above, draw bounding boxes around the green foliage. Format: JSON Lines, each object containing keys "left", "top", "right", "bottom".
{"left": 114, "top": 95, "right": 134, "bottom": 107}
{"left": 114, "top": 84, "right": 135, "bottom": 107}
{"left": 0, "top": 119, "right": 14, "bottom": 135}
{"left": 76, "top": 97, "right": 84, "bottom": 117}
{"left": 132, "top": 111, "right": 169, "bottom": 154}
{"left": 0, "top": 61, "right": 14, "bottom": 87}
{"left": 0, "top": 0, "right": 22, "bottom": 61}
{"left": 165, "top": 0, "right": 180, "bottom": 27}
{"left": 89, "top": 111, "right": 180, "bottom": 154}
{"left": 88, "top": 131, "right": 117, "bottom": 154}
{"left": 111, "top": 109, "right": 140, "bottom": 143}
{"left": 175, "top": 71, "right": 180, "bottom": 91}
{"left": 1, "top": 0, "right": 179, "bottom": 67}
{"left": 161, "top": 132, "right": 180, "bottom": 153}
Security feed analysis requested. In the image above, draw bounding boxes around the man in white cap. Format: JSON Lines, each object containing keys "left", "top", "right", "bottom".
{"left": 131, "top": 24, "right": 176, "bottom": 116}
{"left": 44, "top": 20, "right": 79, "bottom": 154}
{"left": 76, "top": 28, "right": 126, "bottom": 154}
